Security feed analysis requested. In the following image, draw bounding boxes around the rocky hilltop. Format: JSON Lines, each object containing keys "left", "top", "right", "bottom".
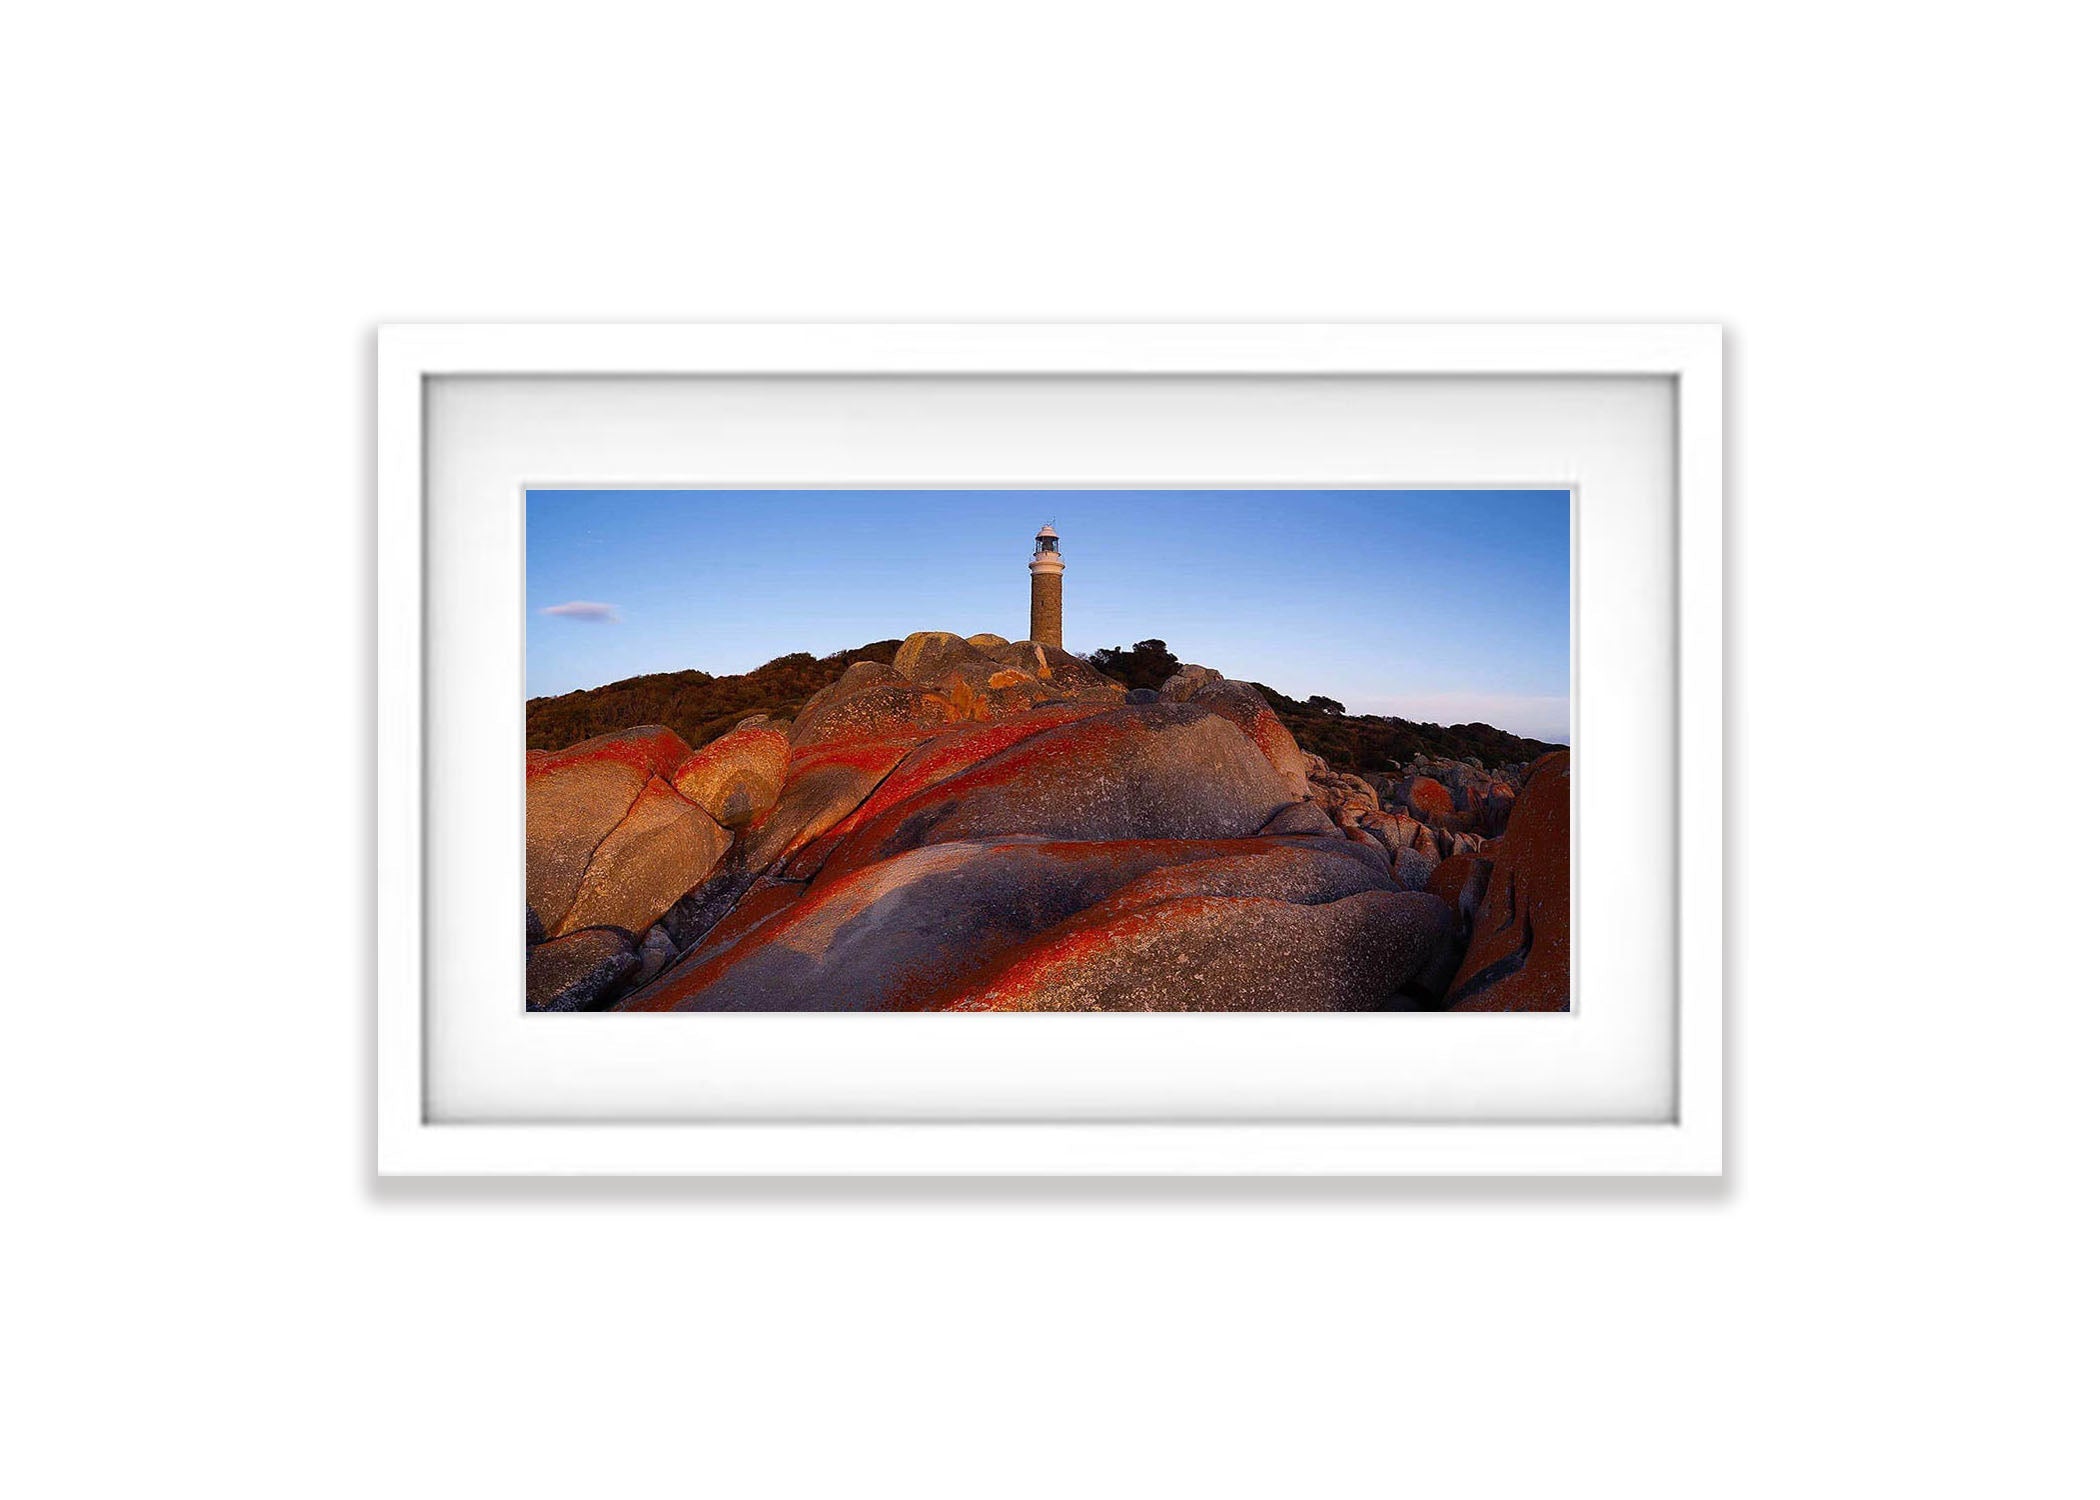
{"left": 526, "top": 635, "right": 1565, "bottom": 776}
{"left": 525, "top": 642, "right": 900, "bottom": 752}
{"left": 525, "top": 630, "right": 1570, "bottom": 1013}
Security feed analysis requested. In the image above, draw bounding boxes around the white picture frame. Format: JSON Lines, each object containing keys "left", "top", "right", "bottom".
{"left": 378, "top": 323, "right": 1723, "bottom": 1176}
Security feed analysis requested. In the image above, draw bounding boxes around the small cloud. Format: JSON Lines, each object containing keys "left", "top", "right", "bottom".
{"left": 540, "top": 601, "right": 620, "bottom": 623}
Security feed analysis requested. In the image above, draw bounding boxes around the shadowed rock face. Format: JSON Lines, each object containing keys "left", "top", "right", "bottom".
{"left": 530, "top": 638, "right": 1569, "bottom": 1012}
{"left": 1447, "top": 751, "right": 1571, "bottom": 1011}
{"left": 528, "top": 927, "right": 639, "bottom": 1012}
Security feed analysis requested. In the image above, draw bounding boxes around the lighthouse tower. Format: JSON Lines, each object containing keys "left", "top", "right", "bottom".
{"left": 1028, "top": 523, "right": 1065, "bottom": 650}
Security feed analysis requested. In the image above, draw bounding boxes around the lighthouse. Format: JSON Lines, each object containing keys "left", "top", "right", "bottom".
{"left": 1028, "top": 523, "right": 1065, "bottom": 650}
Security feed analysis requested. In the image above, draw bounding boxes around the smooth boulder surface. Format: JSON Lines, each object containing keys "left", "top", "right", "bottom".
{"left": 1447, "top": 751, "right": 1571, "bottom": 1011}
{"left": 1159, "top": 665, "right": 1223, "bottom": 702}
{"left": 789, "top": 663, "right": 951, "bottom": 747}
{"left": 995, "top": 639, "right": 1052, "bottom": 679}
{"left": 622, "top": 836, "right": 1407, "bottom": 1013}
{"left": 1258, "top": 799, "right": 1336, "bottom": 837}
{"left": 673, "top": 720, "right": 790, "bottom": 829}
{"left": 936, "top": 889, "right": 1453, "bottom": 1012}
{"left": 556, "top": 776, "right": 730, "bottom": 936}
{"left": 1018, "top": 840, "right": 1402, "bottom": 929}
{"left": 1188, "top": 679, "right": 1312, "bottom": 799}
{"left": 817, "top": 702, "right": 1302, "bottom": 873}
{"left": 525, "top": 724, "right": 690, "bottom": 934}
{"left": 890, "top": 630, "right": 973, "bottom": 681}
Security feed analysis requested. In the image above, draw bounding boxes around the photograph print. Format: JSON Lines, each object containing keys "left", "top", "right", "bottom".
{"left": 524, "top": 489, "right": 1570, "bottom": 1013}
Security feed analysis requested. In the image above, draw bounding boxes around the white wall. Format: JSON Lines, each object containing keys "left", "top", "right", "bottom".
{"left": 6, "top": 3, "right": 2092, "bottom": 1496}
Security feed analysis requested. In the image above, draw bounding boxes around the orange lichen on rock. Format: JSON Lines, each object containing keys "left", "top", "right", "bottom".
{"left": 786, "top": 705, "right": 1102, "bottom": 882}
{"left": 733, "top": 732, "right": 926, "bottom": 874}
{"left": 527, "top": 724, "right": 689, "bottom": 786}
{"left": 928, "top": 888, "right": 1453, "bottom": 1012}
{"left": 1396, "top": 774, "right": 1456, "bottom": 828}
{"left": 673, "top": 720, "right": 790, "bottom": 829}
{"left": 525, "top": 725, "right": 694, "bottom": 934}
{"left": 624, "top": 838, "right": 1209, "bottom": 1011}
{"left": 1446, "top": 751, "right": 1570, "bottom": 1011}
{"left": 620, "top": 877, "right": 809, "bottom": 1008}
{"left": 537, "top": 633, "right": 1570, "bottom": 1015}
{"left": 819, "top": 703, "right": 1300, "bottom": 873}
{"left": 621, "top": 836, "right": 1395, "bottom": 1013}
{"left": 890, "top": 630, "right": 973, "bottom": 681}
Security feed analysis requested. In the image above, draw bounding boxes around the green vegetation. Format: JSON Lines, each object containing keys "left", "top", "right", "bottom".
{"left": 1084, "top": 638, "right": 1181, "bottom": 691}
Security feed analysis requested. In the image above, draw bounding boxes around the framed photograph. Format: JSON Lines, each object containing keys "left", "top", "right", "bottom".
{"left": 378, "top": 324, "right": 1722, "bottom": 1175}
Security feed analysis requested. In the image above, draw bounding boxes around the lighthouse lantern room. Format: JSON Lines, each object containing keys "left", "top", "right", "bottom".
{"left": 1027, "top": 523, "right": 1065, "bottom": 650}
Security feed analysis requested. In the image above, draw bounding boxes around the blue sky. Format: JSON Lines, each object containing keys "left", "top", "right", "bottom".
{"left": 526, "top": 489, "right": 1572, "bottom": 742}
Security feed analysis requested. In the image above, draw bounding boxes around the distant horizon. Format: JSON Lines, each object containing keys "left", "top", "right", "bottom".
{"left": 526, "top": 489, "right": 1573, "bottom": 742}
